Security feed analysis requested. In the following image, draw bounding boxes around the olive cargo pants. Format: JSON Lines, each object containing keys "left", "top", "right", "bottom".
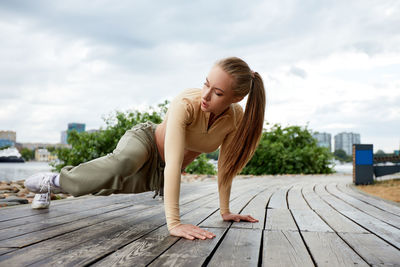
{"left": 59, "top": 122, "right": 165, "bottom": 197}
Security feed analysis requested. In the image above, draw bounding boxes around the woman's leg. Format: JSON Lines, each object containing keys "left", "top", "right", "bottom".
{"left": 60, "top": 129, "right": 151, "bottom": 197}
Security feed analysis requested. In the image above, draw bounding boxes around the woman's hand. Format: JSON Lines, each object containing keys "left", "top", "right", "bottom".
{"left": 222, "top": 212, "right": 259, "bottom": 223}
{"left": 169, "top": 224, "right": 216, "bottom": 240}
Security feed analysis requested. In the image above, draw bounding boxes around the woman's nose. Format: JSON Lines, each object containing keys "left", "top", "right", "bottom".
{"left": 203, "top": 88, "right": 211, "bottom": 100}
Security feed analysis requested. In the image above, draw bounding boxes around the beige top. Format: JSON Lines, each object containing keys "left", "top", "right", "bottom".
{"left": 155, "top": 88, "right": 244, "bottom": 230}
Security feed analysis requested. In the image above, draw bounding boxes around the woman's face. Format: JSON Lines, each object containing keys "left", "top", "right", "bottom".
{"left": 201, "top": 65, "right": 243, "bottom": 115}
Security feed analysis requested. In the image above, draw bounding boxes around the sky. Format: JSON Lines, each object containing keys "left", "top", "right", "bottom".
{"left": 0, "top": 0, "right": 399, "bottom": 153}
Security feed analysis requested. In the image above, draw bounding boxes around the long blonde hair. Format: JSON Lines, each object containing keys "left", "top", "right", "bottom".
{"left": 216, "top": 57, "right": 266, "bottom": 184}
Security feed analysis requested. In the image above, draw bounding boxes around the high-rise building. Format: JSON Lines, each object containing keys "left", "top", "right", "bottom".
{"left": 61, "top": 130, "right": 68, "bottom": 145}
{"left": 334, "top": 132, "right": 361, "bottom": 156}
{"left": 61, "top": 123, "right": 86, "bottom": 145}
{"left": 313, "top": 132, "right": 332, "bottom": 152}
{"left": 0, "top": 130, "right": 16, "bottom": 148}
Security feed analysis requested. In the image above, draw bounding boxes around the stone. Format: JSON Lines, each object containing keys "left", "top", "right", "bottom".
{"left": 0, "top": 197, "right": 28, "bottom": 204}
{"left": 0, "top": 185, "right": 13, "bottom": 191}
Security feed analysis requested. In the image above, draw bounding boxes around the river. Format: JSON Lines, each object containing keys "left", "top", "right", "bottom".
{"left": 0, "top": 161, "right": 354, "bottom": 182}
{"left": 0, "top": 162, "right": 53, "bottom": 182}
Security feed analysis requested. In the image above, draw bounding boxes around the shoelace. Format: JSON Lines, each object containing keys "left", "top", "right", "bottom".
{"left": 39, "top": 175, "right": 52, "bottom": 193}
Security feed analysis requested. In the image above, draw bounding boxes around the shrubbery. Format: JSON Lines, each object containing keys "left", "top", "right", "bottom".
{"left": 241, "top": 124, "right": 334, "bottom": 175}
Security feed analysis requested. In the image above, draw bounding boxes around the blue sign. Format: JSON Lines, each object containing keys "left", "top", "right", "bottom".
{"left": 355, "top": 150, "right": 373, "bottom": 165}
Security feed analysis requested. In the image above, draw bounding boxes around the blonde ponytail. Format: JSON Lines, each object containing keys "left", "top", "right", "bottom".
{"left": 216, "top": 57, "right": 266, "bottom": 185}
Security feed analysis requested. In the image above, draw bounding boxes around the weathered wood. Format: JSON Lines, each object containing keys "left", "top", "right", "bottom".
{"left": 315, "top": 183, "right": 400, "bottom": 249}
{"left": 339, "top": 232, "right": 400, "bottom": 266}
{"left": 291, "top": 209, "right": 333, "bottom": 233}
{"left": 265, "top": 209, "right": 298, "bottom": 231}
{"left": 262, "top": 230, "right": 314, "bottom": 267}
{"left": 302, "top": 231, "right": 369, "bottom": 266}
{"left": 200, "top": 186, "right": 262, "bottom": 228}
{"left": 268, "top": 186, "right": 290, "bottom": 209}
{"left": 0, "top": 247, "right": 16, "bottom": 256}
{"left": 340, "top": 183, "right": 400, "bottom": 215}
{"left": 93, "top": 204, "right": 223, "bottom": 266}
{"left": 231, "top": 186, "right": 277, "bottom": 229}
{"left": 92, "top": 226, "right": 179, "bottom": 267}
{"left": 207, "top": 228, "right": 262, "bottom": 267}
{"left": 302, "top": 183, "right": 367, "bottom": 234}
{"left": 0, "top": 187, "right": 218, "bottom": 265}
{"left": 287, "top": 183, "right": 311, "bottom": 210}
{"left": 326, "top": 183, "right": 400, "bottom": 228}
{"left": 148, "top": 227, "right": 226, "bottom": 267}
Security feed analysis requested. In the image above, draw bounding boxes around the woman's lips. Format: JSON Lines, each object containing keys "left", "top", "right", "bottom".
{"left": 201, "top": 100, "right": 208, "bottom": 108}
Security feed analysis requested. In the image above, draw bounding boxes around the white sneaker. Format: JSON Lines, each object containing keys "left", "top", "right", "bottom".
{"left": 24, "top": 172, "right": 62, "bottom": 194}
{"left": 31, "top": 193, "right": 50, "bottom": 209}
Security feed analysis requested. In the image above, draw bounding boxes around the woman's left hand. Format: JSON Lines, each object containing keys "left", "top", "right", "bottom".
{"left": 221, "top": 212, "right": 259, "bottom": 223}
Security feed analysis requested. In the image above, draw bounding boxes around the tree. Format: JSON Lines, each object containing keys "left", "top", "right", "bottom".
{"left": 52, "top": 101, "right": 168, "bottom": 172}
{"left": 241, "top": 124, "right": 334, "bottom": 175}
{"left": 185, "top": 154, "right": 216, "bottom": 175}
{"left": 20, "top": 148, "right": 35, "bottom": 161}
{"left": 334, "top": 149, "right": 352, "bottom": 163}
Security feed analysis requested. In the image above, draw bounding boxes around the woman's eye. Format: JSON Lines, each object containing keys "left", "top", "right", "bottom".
{"left": 216, "top": 93, "right": 223, "bottom": 96}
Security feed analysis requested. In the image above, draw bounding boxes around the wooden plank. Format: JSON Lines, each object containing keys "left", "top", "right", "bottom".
{"left": 291, "top": 209, "right": 333, "bottom": 233}
{"left": 199, "top": 187, "right": 262, "bottom": 228}
{"left": 148, "top": 227, "right": 226, "bottom": 267}
{"left": 0, "top": 247, "right": 17, "bottom": 256}
{"left": 0, "top": 203, "right": 134, "bottom": 241}
{"left": 339, "top": 232, "right": 400, "bottom": 266}
{"left": 262, "top": 230, "right": 314, "bottom": 267}
{"left": 0, "top": 188, "right": 219, "bottom": 265}
{"left": 0, "top": 185, "right": 215, "bottom": 248}
{"left": 340, "top": 183, "right": 400, "bottom": 215}
{"left": 28, "top": 192, "right": 222, "bottom": 266}
{"left": 287, "top": 184, "right": 311, "bottom": 210}
{"left": 207, "top": 228, "right": 262, "bottom": 267}
{"left": 231, "top": 187, "right": 277, "bottom": 229}
{"left": 93, "top": 202, "right": 223, "bottom": 266}
{"left": 315, "top": 184, "right": 400, "bottom": 249}
{"left": 302, "top": 231, "right": 369, "bottom": 266}
{"left": 268, "top": 186, "right": 290, "bottom": 209}
{"left": 265, "top": 209, "right": 298, "bottom": 231}
{"left": 92, "top": 226, "right": 179, "bottom": 267}
{"left": 326, "top": 183, "right": 400, "bottom": 228}
{"left": 302, "top": 183, "right": 367, "bottom": 234}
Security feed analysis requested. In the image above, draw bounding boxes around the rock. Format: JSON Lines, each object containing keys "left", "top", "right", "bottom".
{"left": 0, "top": 195, "right": 5, "bottom": 199}
{"left": 0, "top": 185, "right": 13, "bottom": 191}
{"left": 0, "top": 197, "right": 28, "bottom": 204}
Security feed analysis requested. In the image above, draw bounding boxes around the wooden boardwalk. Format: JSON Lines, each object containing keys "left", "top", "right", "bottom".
{"left": 0, "top": 174, "right": 399, "bottom": 266}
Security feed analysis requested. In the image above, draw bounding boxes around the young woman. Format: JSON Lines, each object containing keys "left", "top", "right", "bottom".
{"left": 25, "top": 57, "right": 266, "bottom": 240}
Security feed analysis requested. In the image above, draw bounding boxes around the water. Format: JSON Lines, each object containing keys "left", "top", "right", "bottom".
{"left": 0, "top": 162, "right": 53, "bottom": 182}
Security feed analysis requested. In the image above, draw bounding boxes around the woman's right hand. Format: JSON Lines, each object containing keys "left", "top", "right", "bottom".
{"left": 169, "top": 224, "right": 216, "bottom": 240}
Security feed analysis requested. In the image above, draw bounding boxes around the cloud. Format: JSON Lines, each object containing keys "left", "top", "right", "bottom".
{"left": 0, "top": 0, "right": 399, "bottom": 153}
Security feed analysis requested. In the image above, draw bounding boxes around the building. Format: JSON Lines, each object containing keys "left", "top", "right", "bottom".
{"left": 61, "top": 130, "right": 68, "bottom": 145}
{"left": 34, "top": 148, "right": 58, "bottom": 162}
{"left": 61, "top": 123, "right": 86, "bottom": 145}
{"left": 334, "top": 132, "right": 361, "bottom": 156}
{"left": 313, "top": 132, "right": 332, "bottom": 152}
{"left": 0, "top": 130, "right": 16, "bottom": 148}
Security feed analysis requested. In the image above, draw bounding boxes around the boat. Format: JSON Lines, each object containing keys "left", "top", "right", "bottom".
{"left": 0, "top": 147, "right": 25, "bottom": 163}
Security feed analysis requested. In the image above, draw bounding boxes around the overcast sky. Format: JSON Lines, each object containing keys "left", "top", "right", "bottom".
{"left": 0, "top": 0, "right": 399, "bottom": 152}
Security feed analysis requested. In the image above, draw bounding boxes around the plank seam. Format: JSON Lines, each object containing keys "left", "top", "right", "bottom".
{"left": 326, "top": 183, "right": 400, "bottom": 230}
{"left": 301, "top": 185, "right": 370, "bottom": 265}
{"left": 316, "top": 184, "right": 400, "bottom": 251}
{"left": 287, "top": 186, "right": 317, "bottom": 267}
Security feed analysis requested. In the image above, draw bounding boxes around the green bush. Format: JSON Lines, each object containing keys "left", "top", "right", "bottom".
{"left": 185, "top": 154, "right": 216, "bottom": 175}
{"left": 241, "top": 124, "right": 334, "bottom": 175}
{"left": 52, "top": 101, "right": 168, "bottom": 172}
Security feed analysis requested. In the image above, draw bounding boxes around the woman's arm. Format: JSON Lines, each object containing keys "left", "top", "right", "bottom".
{"left": 163, "top": 98, "right": 215, "bottom": 240}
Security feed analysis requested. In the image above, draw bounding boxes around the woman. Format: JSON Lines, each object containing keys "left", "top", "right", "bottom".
{"left": 25, "top": 57, "right": 266, "bottom": 240}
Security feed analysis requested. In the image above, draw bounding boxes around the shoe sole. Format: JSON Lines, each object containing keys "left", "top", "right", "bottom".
{"left": 31, "top": 203, "right": 50, "bottom": 209}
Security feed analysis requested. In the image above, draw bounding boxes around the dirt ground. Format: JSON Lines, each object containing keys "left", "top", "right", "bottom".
{"left": 356, "top": 178, "right": 400, "bottom": 203}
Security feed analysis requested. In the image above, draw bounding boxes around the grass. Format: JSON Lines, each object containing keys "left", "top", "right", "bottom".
{"left": 356, "top": 178, "right": 400, "bottom": 203}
